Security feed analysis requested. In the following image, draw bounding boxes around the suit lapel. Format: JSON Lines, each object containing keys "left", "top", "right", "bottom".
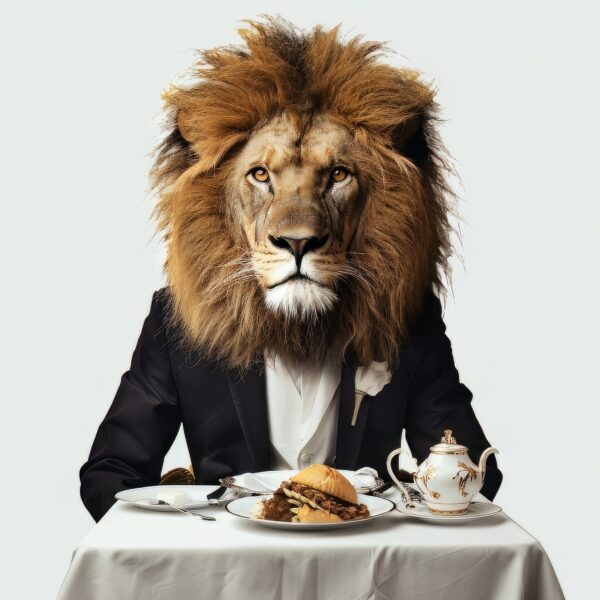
{"left": 226, "top": 366, "right": 271, "bottom": 471}
{"left": 334, "top": 364, "right": 371, "bottom": 470}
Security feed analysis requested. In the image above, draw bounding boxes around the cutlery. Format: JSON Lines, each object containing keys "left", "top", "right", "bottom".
{"left": 368, "top": 481, "right": 394, "bottom": 494}
{"left": 207, "top": 485, "right": 228, "bottom": 502}
{"left": 218, "top": 476, "right": 272, "bottom": 495}
{"left": 373, "top": 483, "right": 423, "bottom": 508}
{"left": 137, "top": 499, "right": 216, "bottom": 520}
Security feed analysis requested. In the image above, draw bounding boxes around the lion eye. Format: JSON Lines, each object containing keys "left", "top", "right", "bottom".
{"left": 331, "top": 167, "right": 349, "bottom": 183}
{"left": 251, "top": 167, "right": 270, "bottom": 183}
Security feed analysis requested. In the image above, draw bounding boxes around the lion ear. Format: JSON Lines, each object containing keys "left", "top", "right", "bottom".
{"left": 177, "top": 109, "right": 197, "bottom": 143}
{"left": 390, "top": 113, "right": 429, "bottom": 163}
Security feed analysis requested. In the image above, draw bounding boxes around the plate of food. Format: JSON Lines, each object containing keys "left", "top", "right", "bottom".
{"left": 226, "top": 464, "right": 395, "bottom": 530}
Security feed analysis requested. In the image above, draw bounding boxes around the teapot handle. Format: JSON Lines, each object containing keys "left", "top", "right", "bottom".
{"left": 478, "top": 447, "right": 499, "bottom": 480}
{"left": 386, "top": 448, "right": 418, "bottom": 508}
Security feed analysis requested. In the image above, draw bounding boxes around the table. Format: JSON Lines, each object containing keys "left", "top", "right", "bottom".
{"left": 58, "top": 488, "right": 564, "bottom": 600}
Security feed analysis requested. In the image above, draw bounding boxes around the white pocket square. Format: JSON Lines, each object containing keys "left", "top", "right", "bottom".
{"left": 351, "top": 360, "right": 392, "bottom": 426}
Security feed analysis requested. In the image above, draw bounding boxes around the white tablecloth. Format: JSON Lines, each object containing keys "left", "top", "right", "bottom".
{"left": 58, "top": 488, "right": 564, "bottom": 600}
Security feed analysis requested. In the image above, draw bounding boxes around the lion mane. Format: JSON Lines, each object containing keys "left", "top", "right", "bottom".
{"left": 151, "top": 16, "right": 456, "bottom": 372}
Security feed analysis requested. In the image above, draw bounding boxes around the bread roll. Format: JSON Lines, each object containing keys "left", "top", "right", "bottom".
{"left": 296, "top": 504, "right": 342, "bottom": 523}
{"left": 291, "top": 464, "right": 358, "bottom": 505}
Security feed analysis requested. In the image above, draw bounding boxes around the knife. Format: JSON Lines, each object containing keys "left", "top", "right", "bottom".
{"left": 206, "top": 485, "right": 228, "bottom": 503}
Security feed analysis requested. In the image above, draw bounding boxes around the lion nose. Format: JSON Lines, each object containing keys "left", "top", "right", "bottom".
{"left": 268, "top": 234, "right": 329, "bottom": 267}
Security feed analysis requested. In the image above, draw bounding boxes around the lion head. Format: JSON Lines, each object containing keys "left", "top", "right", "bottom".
{"left": 151, "top": 16, "right": 455, "bottom": 371}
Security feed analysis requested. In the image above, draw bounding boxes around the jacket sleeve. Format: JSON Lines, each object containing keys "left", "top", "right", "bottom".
{"left": 79, "top": 289, "right": 181, "bottom": 521}
{"left": 404, "top": 290, "right": 503, "bottom": 501}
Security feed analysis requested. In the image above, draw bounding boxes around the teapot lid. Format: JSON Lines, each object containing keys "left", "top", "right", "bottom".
{"left": 430, "top": 430, "right": 468, "bottom": 455}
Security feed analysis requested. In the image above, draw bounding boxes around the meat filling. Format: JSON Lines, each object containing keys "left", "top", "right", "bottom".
{"left": 259, "top": 481, "right": 370, "bottom": 521}
{"left": 259, "top": 491, "right": 295, "bottom": 522}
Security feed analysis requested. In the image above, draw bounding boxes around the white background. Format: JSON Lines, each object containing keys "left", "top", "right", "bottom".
{"left": 1, "top": 1, "right": 597, "bottom": 598}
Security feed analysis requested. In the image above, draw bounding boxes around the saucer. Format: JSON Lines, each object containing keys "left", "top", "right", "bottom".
{"left": 395, "top": 501, "right": 502, "bottom": 525}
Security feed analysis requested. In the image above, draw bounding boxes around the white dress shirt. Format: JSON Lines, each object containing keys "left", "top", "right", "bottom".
{"left": 264, "top": 350, "right": 341, "bottom": 470}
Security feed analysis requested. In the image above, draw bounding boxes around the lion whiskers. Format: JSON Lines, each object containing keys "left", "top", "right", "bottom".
{"left": 205, "top": 254, "right": 257, "bottom": 293}
{"left": 332, "top": 263, "right": 374, "bottom": 289}
{"left": 210, "top": 247, "right": 375, "bottom": 326}
{"left": 250, "top": 251, "right": 375, "bottom": 320}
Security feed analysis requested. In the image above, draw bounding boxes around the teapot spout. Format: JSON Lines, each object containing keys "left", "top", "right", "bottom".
{"left": 478, "top": 447, "right": 499, "bottom": 480}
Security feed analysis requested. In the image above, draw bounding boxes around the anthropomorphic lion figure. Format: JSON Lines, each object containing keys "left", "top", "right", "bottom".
{"left": 80, "top": 17, "right": 502, "bottom": 522}
{"left": 152, "top": 16, "right": 454, "bottom": 371}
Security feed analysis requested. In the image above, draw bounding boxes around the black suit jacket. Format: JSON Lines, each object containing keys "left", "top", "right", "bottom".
{"left": 80, "top": 288, "right": 502, "bottom": 522}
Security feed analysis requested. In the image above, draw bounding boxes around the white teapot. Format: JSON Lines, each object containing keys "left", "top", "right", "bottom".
{"left": 386, "top": 430, "right": 499, "bottom": 514}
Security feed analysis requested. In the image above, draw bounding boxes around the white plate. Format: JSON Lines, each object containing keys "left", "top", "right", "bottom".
{"left": 226, "top": 493, "right": 395, "bottom": 531}
{"left": 395, "top": 501, "right": 502, "bottom": 524}
{"left": 115, "top": 485, "right": 220, "bottom": 511}
{"left": 220, "top": 469, "right": 383, "bottom": 495}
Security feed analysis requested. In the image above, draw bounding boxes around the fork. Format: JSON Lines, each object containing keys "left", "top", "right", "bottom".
{"left": 137, "top": 499, "right": 216, "bottom": 521}
{"left": 218, "top": 476, "right": 272, "bottom": 495}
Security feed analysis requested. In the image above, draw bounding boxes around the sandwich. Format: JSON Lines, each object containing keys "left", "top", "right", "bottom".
{"left": 251, "top": 464, "right": 370, "bottom": 523}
